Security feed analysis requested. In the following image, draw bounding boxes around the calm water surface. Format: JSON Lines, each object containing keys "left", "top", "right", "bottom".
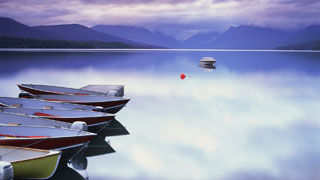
{"left": 0, "top": 50, "right": 320, "bottom": 180}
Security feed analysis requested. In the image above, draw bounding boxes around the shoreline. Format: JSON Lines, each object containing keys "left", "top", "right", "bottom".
{"left": 0, "top": 48, "right": 319, "bottom": 53}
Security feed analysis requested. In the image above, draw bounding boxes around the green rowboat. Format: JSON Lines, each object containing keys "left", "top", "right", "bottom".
{"left": 0, "top": 146, "right": 61, "bottom": 179}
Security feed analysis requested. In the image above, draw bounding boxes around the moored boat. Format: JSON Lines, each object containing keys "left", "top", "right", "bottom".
{"left": 0, "top": 107, "right": 114, "bottom": 132}
{"left": 0, "top": 111, "right": 70, "bottom": 129}
{"left": 18, "top": 84, "right": 124, "bottom": 97}
{"left": 0, "top": 125, "right": 96, "bottom": 161}
{"left": 0, "top": 96, "right": 101, "bottom": 112}
{"left": 32, "top": 94, "right": 130, "bottom": 114}
{"left": 0, "top": 146, "right": 61, "bottom": 179}
{"left": 199, "top": 57, "right": 216, "bottom": 65}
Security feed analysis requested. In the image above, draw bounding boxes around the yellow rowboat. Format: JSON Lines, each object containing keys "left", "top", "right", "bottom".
{"left": 0, "top": 146, "right": 61, "bottom": 179}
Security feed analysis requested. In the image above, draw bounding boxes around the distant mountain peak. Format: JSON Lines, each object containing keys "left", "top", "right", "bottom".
{"left": 207, "top": 25, "right": 288, "bottom": 49}
{"left": 0, "top": 16, "right": 52, "bottom": 39}
{"left": 0, "top": 16, "right": 18, "bottom": 22}
{"left": 92, "top": 24, "right": 179, "bottom": 48}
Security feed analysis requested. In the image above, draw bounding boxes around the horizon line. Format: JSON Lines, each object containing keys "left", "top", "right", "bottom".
{"left": 0, "top": 48, "right": 319, "bottom": 53}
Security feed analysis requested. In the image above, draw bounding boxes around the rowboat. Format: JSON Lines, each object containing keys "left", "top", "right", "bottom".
{"left": 0, "top": 125, "right": 96, "bottom": 161}
{"left": 32, "top": 94, "right": 130, "bottom": 114}
{"left": 0, "top": 107, "right": 114, "bottom": 132}
{"left": 0, "top": 111, "right": 70, "bottom": 129}
{"left": 0, "top": 146, "right": 61, "bottom": 179}
{"left": 18, "top": 84, "right": 124, "bottom": 97}
{"left": 0, "top": 96, "right": 101, "bottom": 112}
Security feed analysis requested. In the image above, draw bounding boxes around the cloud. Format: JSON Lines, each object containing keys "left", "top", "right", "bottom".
{"left": 222, "top": 121, "right": 320, "bottom": 180}
{"left": 80, "top": 0, "right": 195, "bottom": 5}
{"left": 0, "top": 0, "right": 319, "bottom": 35}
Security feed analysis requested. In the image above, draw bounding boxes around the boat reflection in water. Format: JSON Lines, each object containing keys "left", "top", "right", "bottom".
{"left": 199, "top": 62, "right": 216, "bottom": 72}
{"left": 47, "top": 134, "right": 115, "bottom": 180}
{"left": 47, "top": 164, "right": 86, "bottom": 180}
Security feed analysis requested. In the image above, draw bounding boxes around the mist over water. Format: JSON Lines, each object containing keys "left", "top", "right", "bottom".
{"left": 0, "top": 50, "right": 320, "bottom": 180}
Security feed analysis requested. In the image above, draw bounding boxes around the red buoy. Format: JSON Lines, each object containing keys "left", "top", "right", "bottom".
{"left": 180, "top": 73, "right": 186, "bottom": 80}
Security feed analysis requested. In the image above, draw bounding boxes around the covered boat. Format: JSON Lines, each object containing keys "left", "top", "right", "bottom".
{"left": 80, "top": 85, "right": 124, "bottom": 96}
{"left": 0, "top": 125, "right": 96, "bottom": 160}
{"left": 0, "top": 107, "right": 114, "bottom": 132}
{"left": 199, "top": 57, "right": 216, "bottom": 65}
{"left": 32, "top": 94, "right": 130, "bottom": 114}
{"left": 0, "top": 146, "right": 61, "bottom": 179}
{"left": 18, "top": 84, "right": 124, "bottom": 97}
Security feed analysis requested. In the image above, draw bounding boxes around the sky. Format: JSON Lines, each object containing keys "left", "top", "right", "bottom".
{"left": 0, "top": 0, "right": 320, "bottom": 39}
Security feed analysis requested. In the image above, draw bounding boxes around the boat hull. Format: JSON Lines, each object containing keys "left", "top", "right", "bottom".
{"left": 18, "top": 85, "right": 65, "bottom": 95}
{"left": 0, "top": 107, "right": 114, "bottom": 132}
{"left": 42, "top": 115, "right": 113, "bottom": 125}
{"left": 74, "top": 99, "right": 129, "bottom": 108}
{"left": 44, "top": 99, "right": 129, "bottom": 114}
{"left": 0, "top": 135, "right": 94, "bottom": 150}
{"left": 0, "top": 136, "right": 93, "bottom": 162}
{"left": 18, "top": 84, "right": 124, "bottom": 97}
{"left": 0, "top": 97, "right": 96, "bottom": 112}
{"left": 45, "top": 117, "right": 111, "bottom": 133}
{"left": 12, "top": 152, "right": 60, "bottom": 179}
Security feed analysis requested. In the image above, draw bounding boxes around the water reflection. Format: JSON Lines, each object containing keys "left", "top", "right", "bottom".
{"left": 45, "top": 134, "right": 116, "bottom": 180}
{"left": 2, "top": 50, "right": 320, "bottom": 180}
{"left": 1, "top": 50, "right": 320, "bottom": 76}
{"left": 85, "top": 135, "right": 115, "bottom": 157}
{"left": 199, "top": 62, "right": 216, "bottom": 72}
{"left": 48, "top": 164, "right": 86, "bottom": 180}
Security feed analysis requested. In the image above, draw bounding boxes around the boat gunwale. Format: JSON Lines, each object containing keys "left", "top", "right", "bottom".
{"left": 18, "top": 84, "right": 87, "bottom": 95}
{"left": 0, "top": 124, "right": 96, "bottom": 139}
{"left": 0, "top": 106, "right": 111, "bottom": 116}
{"left": 8, "top": 147, "right": 62, "bottom": 179}
{"left": 19, "top": 84, "right": 124, "bottom": 96}
{"left": 0, "top": 96, "right": 98, "bottom": 110}
{"left": 11, "top": 150, "right": 61, "bottom": 164}
{"left": 0, "top": 145, "right": 61, "bottom": 163}
{"left": 38, "top": 114, "right": 114, "bottom": 119}
{"left": 0, "top": 133, "right": 96, "bottom": 141}
{"left": 37, "top": 94, "right": 130, "bottom": 102}
{"left": 0, "top": 134, "right": 95, "bottom": 153}
{"left": 0, "top": 111, "right": 72, "bottom": 127}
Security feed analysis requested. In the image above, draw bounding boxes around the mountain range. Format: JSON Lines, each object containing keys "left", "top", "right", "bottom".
{"left": 0, "top": 17, "right": 155, "bottom": 48}
{"left": 92, "top": 25, "right": 179, "bottom": 48}
{"left": 1, "top": 17, "right": 320, "bottom": 49}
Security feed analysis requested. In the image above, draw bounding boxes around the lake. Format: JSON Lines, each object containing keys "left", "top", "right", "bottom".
{"left": 0, "top": 49, "right": 320, "bottom": 180}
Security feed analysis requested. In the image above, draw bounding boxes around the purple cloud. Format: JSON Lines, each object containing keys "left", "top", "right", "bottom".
{"left": 0, "top": 0, "right": 319, "bottom": 32}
